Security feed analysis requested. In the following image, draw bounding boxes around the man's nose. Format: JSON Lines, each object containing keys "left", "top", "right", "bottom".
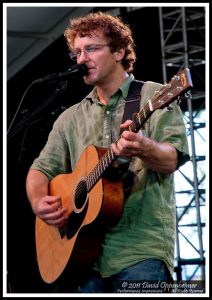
{"left": 77, "top": 51, "right": 89, "bottom": 64}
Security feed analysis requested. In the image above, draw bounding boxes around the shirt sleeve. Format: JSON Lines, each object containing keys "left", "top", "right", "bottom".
{"left": 30, "top": 110, "right": 72, "bottom": 180}
{"left": 140, "top": 81, "right": 190, "bottom": 169}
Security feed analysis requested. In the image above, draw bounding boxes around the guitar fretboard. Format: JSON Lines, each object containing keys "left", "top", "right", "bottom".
{"left": 86, "top": 148, "right": 116, "bottom": 191}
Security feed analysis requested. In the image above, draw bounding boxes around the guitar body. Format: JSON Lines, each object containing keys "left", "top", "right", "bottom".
{"left": 35, "top": 144, "right": 124, "bottom": 283}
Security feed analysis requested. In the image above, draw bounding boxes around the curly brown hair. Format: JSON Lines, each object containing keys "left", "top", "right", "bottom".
{"left": 64, "top": 11, "right": 136, "bottom": 73}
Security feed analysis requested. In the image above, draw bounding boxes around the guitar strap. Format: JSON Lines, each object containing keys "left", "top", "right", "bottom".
{"left": 115, "top": 79, "right": 144, "bottom": 186}
{"left": 120, "top": 79, "right": 144, "bottom": 135}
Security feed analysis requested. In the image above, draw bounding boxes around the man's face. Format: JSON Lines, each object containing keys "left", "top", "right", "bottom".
{"left": 73, "top": 31, "right": 122, "bottom": 86}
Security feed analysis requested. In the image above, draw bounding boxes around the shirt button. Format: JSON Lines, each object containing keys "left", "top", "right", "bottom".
{"left": 106, "top": 111, "right": 110, "bottom": 114}
{"left": 106, "top": 135, "right": 110, "bottom": 139}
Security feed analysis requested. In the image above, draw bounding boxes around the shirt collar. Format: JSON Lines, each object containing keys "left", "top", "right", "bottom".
{"left": 86, "top": 73, "right": 135, "bottom": 104}
{"left": 120, "top": 73, "right": 135, "bottom": 98}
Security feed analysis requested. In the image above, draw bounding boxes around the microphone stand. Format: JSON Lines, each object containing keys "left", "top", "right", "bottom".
{"left": 7, "top": 80, "right": 68, "bottom": 141}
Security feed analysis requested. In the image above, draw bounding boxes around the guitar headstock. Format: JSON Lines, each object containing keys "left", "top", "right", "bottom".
{"left": 152, "top": 68, "right": 193, "bottom": 111}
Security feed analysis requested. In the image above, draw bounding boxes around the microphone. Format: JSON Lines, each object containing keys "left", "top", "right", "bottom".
{"left": 34, "top": 64, "right": 88, "bottom": 84}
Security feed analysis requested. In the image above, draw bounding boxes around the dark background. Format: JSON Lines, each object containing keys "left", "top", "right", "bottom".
{"left": 6, "top": 6, "right": 203, "bottom": 293}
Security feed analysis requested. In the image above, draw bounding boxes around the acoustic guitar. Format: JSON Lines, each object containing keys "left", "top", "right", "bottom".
{"left": 35, "top": 68, "right": 193, "bottom": 283}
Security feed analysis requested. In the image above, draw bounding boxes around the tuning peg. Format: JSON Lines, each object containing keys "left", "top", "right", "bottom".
{"left": 177, "top": 96, "right": 182, "bottom": 106}
{"left": 163, "top": 83, "right": 171, "bottom": 88}
{"left": 173, "top": 75, "right": 181, "bottom": 81}
{"left": 176, "top": 91, "right": 192, "bottom": 106}
{"left": 184, "top": 91, "right": 192, "bottom": 99}
{"left": 166, "top": 105, "right": 173, "bottom": 112}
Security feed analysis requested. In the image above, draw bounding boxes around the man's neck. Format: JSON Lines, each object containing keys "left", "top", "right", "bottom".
{"left": 96, "top": 72, "right": 129, "bottom": 105}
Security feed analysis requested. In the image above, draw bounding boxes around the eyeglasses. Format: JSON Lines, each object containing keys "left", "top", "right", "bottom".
{"left": 69, "top": 44, "right": 109, "bottom": 61}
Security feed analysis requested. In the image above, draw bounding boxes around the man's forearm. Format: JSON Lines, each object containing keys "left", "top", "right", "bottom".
{"left": 26, "top": 169, "right": 49, "bottom": 209}
{"left": 138, "top": 138, "right": 178, "bottom": 174}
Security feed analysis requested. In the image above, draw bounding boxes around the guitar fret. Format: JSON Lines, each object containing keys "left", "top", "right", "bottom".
{"left": 137, "top": 112, "right": 141, "bottom": 124}
{"left": 103, "top": 157, "right": 107, "bottom": 169}
{"left": 131, "top": 122, "right": 137, "bottom": 132}
{"left": 92, "top": 172, "right": 96, "bottom": 185}
{"left": 89, "top": 173, "right": 93, "bottom": 188}
{"left": 105, "top": 153, "right": 109, "bottom": 166}
{"left": 92, "top": 170, "right": 96, "bottom": 183}
{"left": 99, "top": 161, "right": 103, "bottom": 173}
{"left": 97, "top": 164, "right": 101, "bottom": 176}
{"left": 142, "top": 107, "right": 146, "bottom": 118}
{"left": 108, "top": 149, "right": 113, "bottom": 162}
{"left": 94, "top": 166, "right": 99, "bottom": 180}
{"left": 148, "top": 99, "right": 153, "bottom": 111}
{"left": 86, "top": 175, "right": 91, "bottom": 190}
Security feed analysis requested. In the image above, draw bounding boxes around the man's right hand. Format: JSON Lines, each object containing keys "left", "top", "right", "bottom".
{"left": 33, "top": 195, "right": 69, "bottom": 227}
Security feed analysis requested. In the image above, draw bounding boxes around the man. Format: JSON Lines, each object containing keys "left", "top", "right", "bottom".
{"left": 26, "top": 11, "right": 190, "bottom": 293}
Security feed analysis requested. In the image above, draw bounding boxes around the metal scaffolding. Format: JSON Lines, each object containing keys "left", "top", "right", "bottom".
{"left": 158, "top": 6, "right": 206, "bottom": 282}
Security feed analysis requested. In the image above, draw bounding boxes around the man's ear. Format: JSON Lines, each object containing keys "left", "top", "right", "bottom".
{"left": 115, "top": 48, "right": 125, "bottom": 62}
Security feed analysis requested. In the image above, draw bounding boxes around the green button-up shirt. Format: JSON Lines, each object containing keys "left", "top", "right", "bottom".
{"left": 31, "top": 74, "right": 189, "bottom": 277}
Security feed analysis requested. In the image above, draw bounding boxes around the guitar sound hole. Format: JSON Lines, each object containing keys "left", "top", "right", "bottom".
{"left": 75, "top": 179, "right": 88, "bottom": 210}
